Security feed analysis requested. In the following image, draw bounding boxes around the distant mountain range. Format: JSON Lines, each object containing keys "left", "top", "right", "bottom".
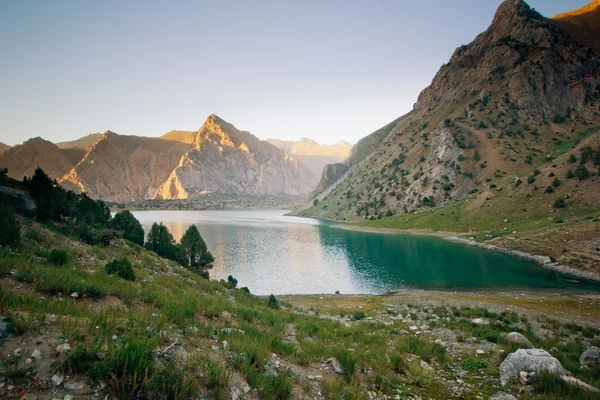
{"left": 0, "top": 115, "right": 335, "bottom": 202}
{"left": 266, "top": 138, "right": 352, "bottom": 176}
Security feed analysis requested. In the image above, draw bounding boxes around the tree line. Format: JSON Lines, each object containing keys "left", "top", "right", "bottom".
{"left": 0, "top": 167, "right": 214, "bottom": 278}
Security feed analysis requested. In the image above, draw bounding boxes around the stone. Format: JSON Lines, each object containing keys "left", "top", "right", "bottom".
{"left": 31, "top": 349, "right": 41, "bottom": 360}
{"left": 56, "top": 343, "right": 71, "bottom": 353}
{"left": 499, "top": 349, "right": 568, "bottom": 386}
{"left": 70, "top": 292, "right": 79, "bottom": 298}
{"left": 489, "top": 392, "right": 518, "bottom": 400}
{"left": 51, "top": 374, "right": 64, "bottom": 387}
{"left": 561, "top": 375, "right": 600, "bottom": 393}
{"left": 230, "top": 387, "right": 242, "bottom": 400}
{"left": 325, "top": 357, "right": 344, "bottom": 374}
{"left": 20, "top": 394, "right": 37, "bottom": 400}
{"left": 506, "top": 332, "right": 534, "bottom": 349}
{"left": 579, "top": 346, "right": 600, "bottom": 367}
{"left": 476, "top": 350, "right": 485, "bottom": 355}
{"left": 420, "top": 360, "right": 433, "bottom": 371}
{"left": 14, "top": 347, "right": 22, "bottom": 356}
{"left": 64, "top": 381, "right": 89, "bottom": 394}
{"left": 471, "top": 318, "right": 489, "bottom": 325}
{"left": 409, "top": 325, "right": 419, "bottom": 331}
{"left": 222, "top": 340, "right": 228, "bottom": 350}
{"left": 520, "top": 370, "right": 535, "bottom": 385}
{"left": 243, "top": 385, "right": 251, "bottom": 394}
{"left": 64, "top": 396, "right": 73, "bottom": 400}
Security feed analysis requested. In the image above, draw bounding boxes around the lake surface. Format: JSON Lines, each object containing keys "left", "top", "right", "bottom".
{"left": 132, "top": 209, "right": 599, "bottom": 295}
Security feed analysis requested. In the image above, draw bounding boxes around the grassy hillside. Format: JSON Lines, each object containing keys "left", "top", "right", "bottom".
{"left": 1, "top": 217, "right": 600, "bottom": 399}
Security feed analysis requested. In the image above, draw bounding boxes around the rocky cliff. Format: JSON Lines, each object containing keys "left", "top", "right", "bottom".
{"left": 59, "top": 132, "right": 190, "bottom": 203}
{"left": 553, "top": 0, "right": 600, "bottom": 52}
{"left": 302, "top": 0, "right": 600, "bottom": 221}
{"left": 56, "top": 133, "right": 103, "bottom": 150}
{"left": 154, "top": 115, "right": 317, "bottom": 199}
{"left": 0, "top": 137, "right": 81, "bottom": 180}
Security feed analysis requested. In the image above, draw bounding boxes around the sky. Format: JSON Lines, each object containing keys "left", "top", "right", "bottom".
{"left": 0, "top": 0, "right": 585, "bottom": 146}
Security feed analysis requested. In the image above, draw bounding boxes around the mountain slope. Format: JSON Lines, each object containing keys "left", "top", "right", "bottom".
{"left": 160, "top": 130, "right": 195, "bottom": 143}
{"left": 0, "top": 137, "right": 81, "bottom": 180}
{"left": 300, "top": 0, "right": 600, "bottom": 272}
{"left": 553, "top": 0, "right": 600, "bottom": 52}
{"left": 267, "top": 138, "right": 352, "bottom": 176}
{"left": 56, "top": 133, "right": 103, "bottom": 150}
{"left": 0, "top": 142, "right": 10, "bottom": 154}
{"left": 154, "top": 115, "right": 317, "bottom": 199}
{"left": 59, "top": 132, "right": 190, "bottom": 202}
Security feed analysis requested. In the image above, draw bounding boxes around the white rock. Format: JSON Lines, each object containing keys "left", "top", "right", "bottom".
{"left": 51, "top": 374, "right": 64, "bottom": 387}
{"left": 56, "top": 343, "right": 71, "bottom": 353}
{"left": 222, "top": 340, "right": 228, "bottom": 350}
{"left": 500, "top": 349, "right": 567, "bottom": 386}
{"left": 70, "top": 292, "right": 79, "bottom": 298}
{"left": 471, "top": 318, "right": 489, "bottom": 325}
{"left": 476, "top": 350, "right": 485, "bottom": 355}
{"left": 31, "top": 349, "right": 41, "bottom": 360}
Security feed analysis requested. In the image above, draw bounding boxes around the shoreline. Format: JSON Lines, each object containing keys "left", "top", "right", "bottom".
{"left": 329, "top": 222, "right": 600, "bottom": 284}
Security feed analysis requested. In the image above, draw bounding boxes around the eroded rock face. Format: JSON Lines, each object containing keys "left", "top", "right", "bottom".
{"left": 154, "top": 115, "right": 316, "bottom": 199}
{"left": 59, "top": 132, "right": 190, "bottom": 203}
{"left": 499, "top": 349, "right": 568, "bottom": 386}
{"left": 309, "top": 163, "right": 350, "bottom": 200}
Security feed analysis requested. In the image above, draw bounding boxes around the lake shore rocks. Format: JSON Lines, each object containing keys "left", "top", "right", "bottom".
{"left": 499, "top": 349, "right": 568, "bottom": 386}
{"left": 506, "top": 332, "right": 534, "bottom": 349}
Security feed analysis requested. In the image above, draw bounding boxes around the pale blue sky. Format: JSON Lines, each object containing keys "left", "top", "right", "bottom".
{"left": 0, "top": 0, "right": 584, "bottom": 146}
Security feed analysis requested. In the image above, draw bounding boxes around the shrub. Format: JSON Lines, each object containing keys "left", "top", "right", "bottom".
{"left": 336, "top": 349, "right": 357, "bottom": 380}
{"left": 567, "top": 154, "right": 577, "bottom": 164}
{"left": 352, "top": 311, "right": 366, "bottom": 320}
{"left": 461, "top": 358, "right": 487, "bottom": 371}
{"left": 566, "top": 169, "right": 574, "bottom": 179}
{"left": 0, "top": 197, "right": 20, "bottom": 248}
{"left": 574, "top": 164, "right": 589, "bottom": 180}
{"left": 227, "top": 275, "right": 238, "bottom": 288}
{"left": 390, "top": 354, "right": 405, "bottom": 374}
{"left": 553, "top": 198, "right": 566, "bottom": 209}
{"left": 24, "top": 228, "right": 43, "bottom": 243}
{"left": 545, "top": 186, "right": 554, "bottom": 193}
{"left": 313, "top": 198, "right": 319, "bottom": 206}
{"left": 267, "top": 294, "right": 279, "bottom": 309}
{"left": 105, "top": 258, "right": 136, "bottom": 281}
{"left": 527, "top": 176, "right": 535, "bottom": 184}
{"left": 49, "top": 248, "right": 69, "bottom": 266}
{"left": 110, "top": 210, "right": 144, "bottom": 245}
{"left": 552, "top": 178, "right": 560, "bottom": 187}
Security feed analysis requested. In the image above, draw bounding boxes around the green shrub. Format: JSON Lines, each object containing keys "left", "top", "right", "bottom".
{"left": 390, "top": 354, "right": 405, "bottom": 374}
{"left": 552, "top": 178, "right": 561, "bottom": 187}
{"left": 553, "top": 198, "right": 566, "bottom": 209}
{"left": 105, "top": 258, "right": 136, "bottom": 281}
{"left": 0, "top": 197, "right": 20, "bottom": 248}
{"left": 267, "top": 294, "right": 279, "bottom": 309}
{"left": 396, "top": 336, "right": 446, "bottom": 363}
{"left": 527, "top": 176, "right": 535, "bottom": 184}
{"left": 49, "top": 248, "right": 69, "bottom": 266}
{"left": 566, "top": 169, "right": 574, "bottom": 179}
{"left": 336, "top": 349, "right": 357, "bottom": 380}
{"left": 24, "top": 228, "right": 43, "bottom": 243}
{"left": 574, "top": 164, "right": 589, "bottom": 180}
{"left": 545, "top": 186, "right": 554, "bottom": 193}
{"left": 461, "top": 358, "right": 487, "bottom": 371}
{"left": 352, "top": 311, "right": 366, "bottom": 320}
{"left": 110, "top": 210, "right": 144, "bottom": 246}
{"left": 227, "top": 275, "right": 238, "bottom": 288}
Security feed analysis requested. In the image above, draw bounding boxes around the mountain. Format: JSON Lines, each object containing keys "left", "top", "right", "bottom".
{"left": 56, "top": 133, "right": 103, "bottom": 150}
{"left": 303, "top": 0, "right": 600, "bottom": 222}
{"left": 160, "top": 130, "right": 195, "bottom": 143}
{"left": 267, "top": 138, "right": 352, "bottom": 176}
{"left": 553, "top": 0, "right": 600, "bottom": 52}
{"left": 0, "top": 142, "right": 10, "bottom": 154}
{"left": 154, "top": 115, "right": 317, "bottom": 199}
{"left": 59, "top": 132, "right": 190, "bottom": 203}
{"left": 0, "top": 137, "right": 81, "bottom": 180}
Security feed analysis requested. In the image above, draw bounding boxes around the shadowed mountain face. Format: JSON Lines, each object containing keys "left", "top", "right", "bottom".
{"left": 59, "top": 132, "right": 190, "bottom": 203}
{"left": 0, "top": 143, "right": 10, "bottom": 155}
{"left": 267, "top": 138, "right": 353, "bottom": 176}
{"left": 0, "top": 137, "right": 81, "bottom": 180}
{"left": 154, "top": 115, "right": 317, "bottom": 199}
{"left": 304, "top": 0, "right": 600, "bottom": 219}
{"left": 553, "top": 0, "right": 600, "bottom": 52}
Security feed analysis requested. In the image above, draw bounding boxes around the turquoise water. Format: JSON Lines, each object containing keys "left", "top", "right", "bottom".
{"left": 132, "top": 209, "right": 600, "bottom": 295}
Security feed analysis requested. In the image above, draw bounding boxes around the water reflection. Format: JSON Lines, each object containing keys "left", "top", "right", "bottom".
{"left": 131, "top": 209, "right": 599, "bottom": 295}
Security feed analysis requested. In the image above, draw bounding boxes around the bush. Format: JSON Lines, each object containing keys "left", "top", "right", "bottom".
{"left": 227, "top": 275, "right": 238, "bottom": 288}
{"left": 105, "top": 258, "right": 136, "bottom": 281}
{"left": 352, "top": 311, "right": 366, "bottom": 320}
{"left": 336, "top": 349, "right": 357, "bottom": 380}
{"left": 0, "top": 197, "right": 20, "bottom": 248}
{"left": 574, "top": 164, "right": 589, "bottom": 180}
{"left": 49, "top": 248, "right": 69, "bottom": 266}
{"left": 553, "top": 198, "right": 566, "bottom": 209}
{"left": 527, "top": 176, "right": 535, "bottom": 184}
{"left": 110, "top": 210, "right": 144, "bottom": 245}
{"left": 545, "top": 186, "right": 554, "bottom": 193}
{"left": 566, "top": 169, "right": 574, "bottom": 179}
{"left": 552, "top": 178, "right": 561, "bottom": 187}
{"left": 461, "top": 358, "right": 487, "bottom": 371}
{"left": 24, "top": 228, "right": 42, "bottom": 243}
{"left": 267, "top": 294, "right": 279, "bottom": 309}
{"left": 313, "top": 198, "right": 319, "bottom": 206}
{"left": 568, "top": 154, "right": 577, "bottom": 164}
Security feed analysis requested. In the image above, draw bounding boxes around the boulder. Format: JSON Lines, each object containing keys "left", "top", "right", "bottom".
{"left": 506, "top": 332, "right": 534, "bottom": 349}
{"left": 489, "top": 392, "right": 517, "bottom": 400}
{"left": 325, "top": 357, "right": 343, "bottom": 374}
{"left": 499, "top": 349, "right": 568, "bottom": 385}
{"left": 472, "top": 318, "right": 489, "bottom": 325}
{"left": 489, "top": 392, "right": 518, "bottom": 400}
{"left": 579, "top": 346, "right": 600, "bottom": 367}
